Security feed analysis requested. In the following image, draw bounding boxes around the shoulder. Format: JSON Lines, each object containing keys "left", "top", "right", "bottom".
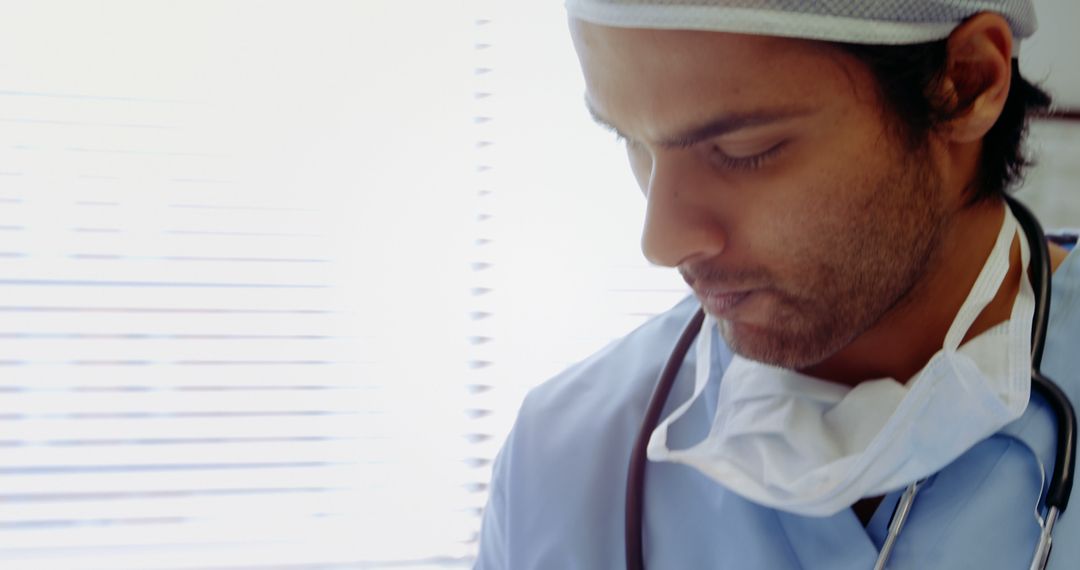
{"left": 513, "top": 294, "right": 701, "bottom": 443}
{"left": 1045, "top": 246, "right": 1080, "bottom": 396}
{"left": 475, "top": 296, "right": 702, "bottom": 569}
{"left": 500, "top": 295, "right": 702, "bottom": 492}
{"left": 1048, "top": 245, "right": 1080, "bottom": 317}
{"left": 1033, "top": 247, "right": 1080, "bottom": 569}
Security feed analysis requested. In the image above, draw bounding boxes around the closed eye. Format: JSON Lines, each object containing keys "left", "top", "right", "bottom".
{"left": 711, "top": 141, "right": 787, "bottom": 171}
{"left": 602, "top": 124, "right": 633, "bottom": 146}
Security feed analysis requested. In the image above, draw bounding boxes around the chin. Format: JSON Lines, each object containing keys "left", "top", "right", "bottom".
{"left": 719, "top": 318, "right": 842, "bottom": 370}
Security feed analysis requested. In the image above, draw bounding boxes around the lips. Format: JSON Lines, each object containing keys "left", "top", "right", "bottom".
{"left": 693, "top": 287, "right": 752, "bottom": 319}
{"left": 681, "top": 267, "right": 761, "bottom": 319}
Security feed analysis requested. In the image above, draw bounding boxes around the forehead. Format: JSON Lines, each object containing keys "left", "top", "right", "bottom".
{"left": 569, "top": 19, "right": 878, "bottom": 137}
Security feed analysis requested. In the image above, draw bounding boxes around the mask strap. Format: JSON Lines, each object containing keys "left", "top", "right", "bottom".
{"left": 647, "top": 315, "right": 716, "bottom": 459}
{"left": 944, "top": 209, "right": 1018, "bottom": 350}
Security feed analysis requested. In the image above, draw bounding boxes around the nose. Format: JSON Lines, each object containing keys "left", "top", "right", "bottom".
{"left": 640, "top": 154, "right": 726, "bottom": 267}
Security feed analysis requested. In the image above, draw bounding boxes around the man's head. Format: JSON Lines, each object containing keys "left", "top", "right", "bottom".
{"left": 567, "top": 2, "right": 1050, "bottom": 370}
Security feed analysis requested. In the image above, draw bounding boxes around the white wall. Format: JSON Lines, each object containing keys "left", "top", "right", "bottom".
{"left": 1021, "top": 0, "right": 1080, "bottom": 109}
{"left": 1020, "top": 120, "right": 1080, "bottom": 230}
{"left": 1009, "top": 0, "right": 1080, "bottom": 228}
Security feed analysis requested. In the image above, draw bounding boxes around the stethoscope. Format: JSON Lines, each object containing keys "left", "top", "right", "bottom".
{"left": 624, "top": 196, "right": 1077, "bottom": 570}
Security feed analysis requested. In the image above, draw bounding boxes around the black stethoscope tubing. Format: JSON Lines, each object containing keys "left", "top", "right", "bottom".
{"left": 624, "top": 196, "right": 1077, "bottom": 570}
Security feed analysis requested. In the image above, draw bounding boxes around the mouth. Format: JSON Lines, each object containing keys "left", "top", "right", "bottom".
{"left": 695, "top": 288, "right": 754, "bottom": 319}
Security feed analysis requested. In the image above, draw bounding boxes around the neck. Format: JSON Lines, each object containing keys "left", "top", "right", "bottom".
{"left": 800, "top": 198, "right": 1018, "bottom": 386}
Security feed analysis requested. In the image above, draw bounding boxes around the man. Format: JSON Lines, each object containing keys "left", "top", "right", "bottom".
{"left": 476, "top": 1, "right": 1080, "bottom": 568}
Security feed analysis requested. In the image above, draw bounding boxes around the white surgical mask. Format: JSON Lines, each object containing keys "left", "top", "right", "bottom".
{"left": 647, "top": 207, "right": 1034, "bottom": 517}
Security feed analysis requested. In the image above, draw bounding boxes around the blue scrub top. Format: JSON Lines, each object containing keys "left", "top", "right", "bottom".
{"left": 476, "top": 248, "right": 1080, "bottom": 569}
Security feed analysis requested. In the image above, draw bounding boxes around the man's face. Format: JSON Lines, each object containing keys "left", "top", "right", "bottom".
{"left": 570, "top": 21, "right": 951, "bottom": 370}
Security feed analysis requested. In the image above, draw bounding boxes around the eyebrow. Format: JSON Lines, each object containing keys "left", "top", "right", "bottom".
{"left": 585, "top": 98, "right": 811, "bottom": 149}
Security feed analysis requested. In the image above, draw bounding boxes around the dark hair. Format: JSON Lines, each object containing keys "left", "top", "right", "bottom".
{"left": 835, "top": 40, "right": 1051, "bottom": 203}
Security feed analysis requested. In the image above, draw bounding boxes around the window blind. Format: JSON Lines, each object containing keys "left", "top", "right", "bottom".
{"left": 0, "top": 2, "right": 480, "bottom": 568}
{"left": 0, "top": 2, "right": 689, "bottom": 568}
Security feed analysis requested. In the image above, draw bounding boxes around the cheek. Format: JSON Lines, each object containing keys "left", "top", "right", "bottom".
{"left": 743, "top": 171, "right": 858, "bottom": 271}
{"left": 770, "top": 157, "right": 906, "bottom": 279}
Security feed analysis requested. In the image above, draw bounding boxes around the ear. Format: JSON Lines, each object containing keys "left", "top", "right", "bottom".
{"left": 937, "top": 12, "right": 1013, "bottom": 143}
